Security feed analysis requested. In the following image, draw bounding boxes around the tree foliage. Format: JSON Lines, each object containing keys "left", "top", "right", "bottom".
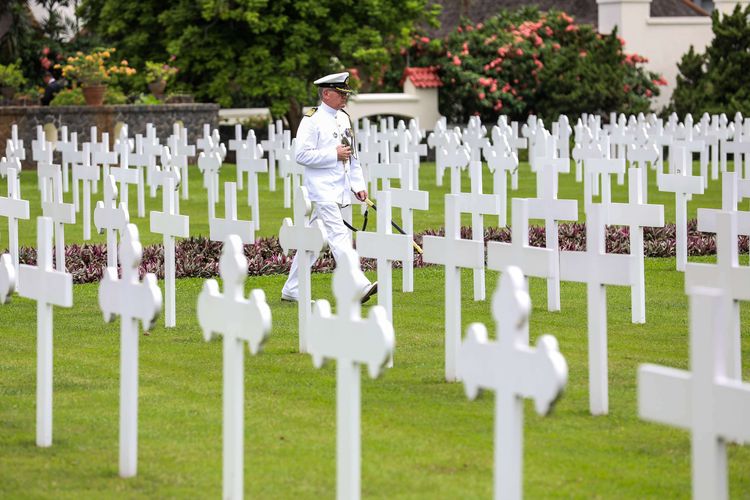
{"left": 668, "top": 4, "right": 750, "bottom": 118}
{"left": 78, "top": 0, "right": 439, "bottom": 131}
{"left": 388, "top": 7, "right": 664, "bottom": 124}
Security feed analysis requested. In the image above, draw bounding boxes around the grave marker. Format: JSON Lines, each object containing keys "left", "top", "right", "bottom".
{"left": 308, "top": 247, "right": 394, "bottom": 500}
{"left": 0, "top": 166, "right": 30, "bottom": 278}
{"left": 279, "top": 186, "right": 327, "bottom": 352}
{"left": 94, "top": 175, "right": 130, "bottom": 268}
{"left": 150, "top": 175, "right": 189, "bottom": 328}
{"left": 197, "top": 235, "right": 272, "bottom": 500}
{"left": 98, "top": 224, "right": 162, "bottom": 478}
{"left": 422, "top": 194, "right": 487, "bottom": 381}
{"left": 0, "top": 253, "right": 15, "bottom": 303}
{"left": 209, "top": 182, "right": 254, "bottom": 244}
{"left": 559, "top": 204, "right": 634, "bottom": 415}
{"left": 17, "top": 217, "right": 73, "bottom": 447}
{"left": 638, "top": 289, "right": 750, "bottom": 500}
{"left": 458, "top": 266, "right": 567, "bottom": 500}
{"left": 40, "top": 167, "right": 75, "bottom": 272}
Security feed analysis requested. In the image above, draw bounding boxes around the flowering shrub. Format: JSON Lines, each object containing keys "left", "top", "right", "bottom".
{"left": 144, "top": 60, "right": 179, "bottom": 84}
{"left": 56, "top": 48, "right": 136, "bottom": 86}
{"left": 10, "top": 222, "right": 741, "bottom": 284}
{"left": 390, "top": 7, "right": 665, "bottom": 123}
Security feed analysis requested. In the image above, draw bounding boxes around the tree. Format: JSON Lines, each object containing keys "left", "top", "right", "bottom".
{"left": 79, "top": 0, "right": 439, "bottom": 132}
{"left": 668, "top": 4, "right": 750, "bottom": 118}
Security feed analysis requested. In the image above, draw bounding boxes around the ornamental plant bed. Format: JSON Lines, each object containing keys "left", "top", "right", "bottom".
{"left": 13, "top": 221, "right": 744, "bottom": 284}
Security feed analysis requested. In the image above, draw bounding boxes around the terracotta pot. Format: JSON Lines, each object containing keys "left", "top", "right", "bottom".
{"left": 148, "top": 80, "right": 166, "bottom": 98}
{"left": 82, "top": 85, "right": 107, "bottom": 106}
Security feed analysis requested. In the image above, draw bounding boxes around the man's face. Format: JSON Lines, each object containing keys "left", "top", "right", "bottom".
{"left": 324, "top": 88, "right": 349, "bottom": 109}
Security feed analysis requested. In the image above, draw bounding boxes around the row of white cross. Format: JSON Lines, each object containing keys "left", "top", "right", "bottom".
{"left": 2, "top": 111, "right": 750, "bottom": 498}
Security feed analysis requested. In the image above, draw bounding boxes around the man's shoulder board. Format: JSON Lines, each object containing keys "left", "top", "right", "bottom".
{"left": 304, "top": 107, "right": 318, "bottom": 117}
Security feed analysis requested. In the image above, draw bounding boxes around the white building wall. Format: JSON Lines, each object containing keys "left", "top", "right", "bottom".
{"left": 598, "top": 0, "right": 713, "bottom": 110}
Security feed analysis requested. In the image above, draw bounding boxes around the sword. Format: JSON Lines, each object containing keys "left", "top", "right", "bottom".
{"left": 363, "top": 197, "right": 424, "bottom": 255}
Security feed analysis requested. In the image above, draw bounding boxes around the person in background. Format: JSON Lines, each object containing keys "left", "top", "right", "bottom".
{"left": 40, "top": 72, "right": 64, "bottom": 106}
{"left": 280, "top": 71, "right": 378, "bottom": 304}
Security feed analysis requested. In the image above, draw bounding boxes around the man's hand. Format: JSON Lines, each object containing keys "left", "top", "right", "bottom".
{"left": 355, "top": 190, "right": 368, "bottom": 202}
{"left": 336, "top": 145, "right": 352, "bottom": 162}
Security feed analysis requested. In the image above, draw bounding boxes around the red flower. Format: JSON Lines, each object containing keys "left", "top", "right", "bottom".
{"left": 646, "top": 89, "right": 653, "bottom": 97}
{"left": 623, "top": 84, "right": 631, "bottom": 93}
{"left": 452, "top": 55, "right": 462, "bottom": 66}
{"left": 565, "top": 24, "right": 578, "bottom": 32}
{"left": 42, "top": 46, "right": 50, "bottom": 55}
{"left": 579, "top": 51, "right": 587, "bottom": 57}
{"left": 494, "top": 100, "right": 503, "bottom": 111}
{"left": 552, "top": 43, "right": 561, "bottom": 50}
{"left": 478, "top": 92, "right": 486, "bottom": 100}
{"left": 421, "top": 36, "right": 430, "bottom": 43}
{"left": 516, "top": 48, "right": 523, "bottom": 56}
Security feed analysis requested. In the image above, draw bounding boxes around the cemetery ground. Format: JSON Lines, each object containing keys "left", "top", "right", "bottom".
{"left": 1, "top": 161, "right": 749, "bottom": 497}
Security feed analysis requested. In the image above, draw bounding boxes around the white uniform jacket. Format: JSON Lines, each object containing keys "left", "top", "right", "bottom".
{"left": 295, "top": 102, "right": 366, "bottom": 204}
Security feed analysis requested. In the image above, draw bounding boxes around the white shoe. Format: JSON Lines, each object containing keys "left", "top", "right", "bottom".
{"left": 281, "top": 292, "right": 298, "bottom": 303}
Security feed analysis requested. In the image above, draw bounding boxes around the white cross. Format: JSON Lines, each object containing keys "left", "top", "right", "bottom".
{"left": 0, "top": 166, "right": 30, "bottom": 279}
{"left": 95, "top": 175, "right": 130, "bottom": 268}
{"left": 1, "top": 149, "right": 22, "bottom": 199}
{"left": 638, "top": 288, "right": 750, "bottom": 500}
{"left": 466, "top": 161, "right": 501, "bottom": 301}
{"left": 168, "top": 124, "right": 195, "bottom": 200}
{"left": 389, "top": 157, "right": 428, "bottom": 293}
{"left": 484, "top": 127, "right": 519, "bottom": 227}
{"left": 442, "top": 129, "right": 471, "bottom": 194}
{"left": 670, "top": 118, "right": 705, "bottom": 183}
{"left": 583, "top": 146, "right": 625, "bottom": 208}
{"left": 150, "top": 175, "right": 189, "bottom": 328}
{"left": 457, "top": 266, "right": 567, "bottom": 500}
{"left": 279, "top": 186, "right": 327, "bottom": 352}
{"left": 559, "top": 204, "right": 634, "bottom": 415}
{"left": 307, "top": 247, "right": 394, "bottom": 500}
{"left": 427, "top": 117, "right": 449, "bottom": 187}
{"left": 686, "top": 210, "right": 750, "bottom": 381}
{"left": 127, "top": 134, "right": 151, "bottom": 218}
{"left": 555, "top": 115, "right": 572, "bottom": 159}
{"left": 463, "top": 116, "right": 489, "bottom": 162}
{"left": 197, "top": 234, "right": 272, "bottom": 500}
{"left": 227, "top": 124, "right": 246, "bottom": 189}
{"left": 357, "top": 190, "right": 412, "bottom": 326}
{"left": 7, "top": 124, "right": 25, "bottom": 162}
{"left": 34, "top": 132, "right": 56, "bottom": 203}
{"left": 98, "top": 224, "right": 162, "bottom": 478}
{"left": 487, "top": 198, "right": 555, "bottom": 283}
{"left": 40, "top": 166, "right": 75, "bottom": 272}
{"left": 279, "top": 136, "right": 303, "bottom": 210}
{"left": 73, "top": 143, "right": 100, "bottom": 240}
{"left": 627, "top": 126, "right": 659, "bottom": 203}
{"left": 573, "top": 126, "right": 603, "bottom": 190}
{"left": 260, "top": 120, "right": 284, "bottom": 192}
{"left": 32, "top": 125, "right": 53, "bottom": 164}
{"left": 55, "top": 126, "right": 75, "bottom": 193}
{"left": 235, "top": 131, "right": 267, "bottom": 230}
{"left": 198, "top": 143, "right": 223, "bottom": 221}
{"left": 657, "top": 161, "right": 705, "bottom": 271}
{"left": 61, "top": 132, "right": 84, "bottom": 212}
{"left": 0, "top": 253, "right": 15, "bottom": 303}
{"left": 93, "top": 132, "right": 119, "bottom": 189}
{"left": 724, "top": 130, "right": 750, "bottom": 180}
{"left": 368, "top": 162, "right": 401, "bottom": 203}
{"left": 422, "top": 194, "right": 488, "bottom": 381}
{"left": 526, "top": 157, "right": 578, "bottom": 312}
{"left": 210, "top": 182, "right": 254, "bottom": 245}
{"left": 111, "top": 128, "right": 140, "bottom": 214}
{"left": 696, "top": 113, "right": 720, "bottom": 181}
{"left": 17, "top": 216, "right": 73, "bottom": 447}
{"left": 143, "top": 124, "right": 163, "bottom": 199}
{"left": 601, "top": 168, "right": 664, "bottom": 324}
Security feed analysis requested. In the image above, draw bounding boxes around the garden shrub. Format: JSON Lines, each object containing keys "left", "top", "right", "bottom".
{"left": 667, "top": 4, "right": 750, "bottom": 119}
{"left": 389, "top": 7, "right": 665, "bottom": 124}
{"left": 50, "top": 85, "right": 128, "bottom": 105}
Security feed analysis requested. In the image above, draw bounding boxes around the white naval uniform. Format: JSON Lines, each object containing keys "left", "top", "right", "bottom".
{"left": 281, "top": 102, "right": 370, "bottom": 299}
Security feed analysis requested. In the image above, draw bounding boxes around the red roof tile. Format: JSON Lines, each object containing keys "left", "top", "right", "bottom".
{"left": 402, "top": 67, "right": 442, "bottom": 88}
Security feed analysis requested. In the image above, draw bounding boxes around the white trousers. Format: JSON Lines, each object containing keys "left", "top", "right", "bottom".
{"left": 281, "top": 202, "right": 370, "bottom": 299}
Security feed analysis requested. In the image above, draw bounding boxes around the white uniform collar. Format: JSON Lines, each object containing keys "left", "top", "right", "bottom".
{"left": 320, "top": 101, "right": 338, "bottom": 116}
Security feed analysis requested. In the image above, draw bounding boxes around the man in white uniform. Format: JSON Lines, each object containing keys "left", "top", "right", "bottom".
{"left": 281, "top": 72, "right": 377, "bottom": 303}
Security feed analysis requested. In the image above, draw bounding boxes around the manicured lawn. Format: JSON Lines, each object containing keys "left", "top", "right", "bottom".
{"left": 1, "top": 158, "right": 748, "bottom": 498}
{"left": 1, "top": 261, "right": 748, "bottom": 498}
{"left": 6, "top": 158, "right": 725, "bottom": 247}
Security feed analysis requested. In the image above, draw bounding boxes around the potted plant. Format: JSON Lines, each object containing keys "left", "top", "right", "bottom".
{"left": 144, "top": 60, "right": 179, "bottom": 99}
{"left": 56, "top": 48, "right": 136, "bottom": 105}
{"left": 0, "top": 61, "right": 28, "bottom": 101}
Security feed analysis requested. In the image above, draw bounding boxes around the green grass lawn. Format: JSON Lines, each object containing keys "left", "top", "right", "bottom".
{"left": 5, "top": 158, "right": 726, "bottom": 247}
{"left": 1, "top": 159, "right": 748, "bottom": 498}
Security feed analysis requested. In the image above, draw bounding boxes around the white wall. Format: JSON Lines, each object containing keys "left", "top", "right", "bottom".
{"left": 598, "top": 0, "right": 714, "bottom": 110}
